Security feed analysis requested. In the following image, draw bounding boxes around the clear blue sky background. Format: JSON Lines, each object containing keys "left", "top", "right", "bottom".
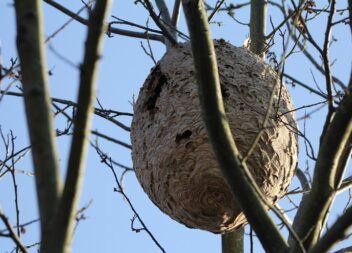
{"left": 0, "top": 1, "right": 351, "bottom": 252}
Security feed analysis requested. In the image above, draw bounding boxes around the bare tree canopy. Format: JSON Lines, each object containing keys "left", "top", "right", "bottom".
{"left": 0, "top": 1, "right": 351, "bottom": 253}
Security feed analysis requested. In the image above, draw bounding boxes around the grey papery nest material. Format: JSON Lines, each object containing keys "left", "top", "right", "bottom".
{"left": 131, "top": 40, "right": 298, "bottom": 233}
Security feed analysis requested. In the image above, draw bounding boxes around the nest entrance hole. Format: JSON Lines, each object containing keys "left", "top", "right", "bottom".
{"left": 144, "top": 66, "right": 168, "bottom": 112}
{"left": 175, "top": 130, "right": 192, "bottom": 144}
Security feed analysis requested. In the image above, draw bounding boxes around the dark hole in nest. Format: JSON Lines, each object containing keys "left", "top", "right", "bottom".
{"left": 144, "top": 66, "right": 167, "bottom": 111}
{"left": 221, "top": 85, "right": 230, "bottom": 98}
{"left": 175, "top": 130, "right": 192, "bottom": 144}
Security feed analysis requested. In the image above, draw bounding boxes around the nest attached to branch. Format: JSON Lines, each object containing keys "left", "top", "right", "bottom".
{"left": 131, "top": 40, "right": 298, "bottom": 233}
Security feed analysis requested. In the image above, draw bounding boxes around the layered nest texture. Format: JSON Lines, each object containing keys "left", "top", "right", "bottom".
{"left": 131, "top": 40, "right": 298, "bottom": 233}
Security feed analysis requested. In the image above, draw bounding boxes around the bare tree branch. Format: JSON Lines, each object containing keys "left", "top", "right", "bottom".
{"left": 208, "top": 0, "right": 226, "bottom": 22}
{"left": 94, "top": 147, "right": 165, "bottom": 253}
{"left": 155, "top": 0, "right": 177, "bottom": 46}
{"left": 0, "top": 208, "right": 28, "bottom": 253}
{"left": 310, "top": 205, "right": 352, "bottom": 253}
{"left": 45, "top": 0, "right": 94, "bottom": 44}
{"left": 333, "top": 246, "right": 352, "bottom": 253}
{"left": 249, "top": 0, "right": 267, "bottom": 58}
{"left": 320, "top": 0, "right": 337, "bottom": 141}
{"left": 0, "top": 90, "right": 132, "bottom": 130}
{"left": 338, "top": 176, "right": 352, "bottom": 194}
{"left": 292, "top": 92, "right": 352, "bottom": 250}
{"left": 91, "top": 130, "right": 131, "bottom": 149}
{"left": 48, "top": 1, "right": 111, "bottom": 253}
{"left": 14, "top": 0, "right": 62, "bottom": 247}
{"left": 141, "top": 0, "right": 177, "bottom": 47}
{"left": 270, "top": 2, "right": 347, "bottom": 90}
{"left": 283, "top": 73, "right": 328, "bottom": 99}
{"left": 171, "top": 0, "right": 182, "bottom": 27}
{"left": 221, "top": 227, "right": 244, "bottom": 253}
{"left": 43, "top": 0, "right": 165, "bottom": 43}
{"left": 181, "top": 0, "right": 289, "bottom": 252}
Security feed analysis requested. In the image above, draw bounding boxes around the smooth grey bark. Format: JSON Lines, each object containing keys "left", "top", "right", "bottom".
{"left": 155, "top": 0, "right": 177, "bottom": 48}
{"left": 223, "top": 1, "right": 269, "bottom": 250}
{"left": 15, "top": 0, "right": 111, "bottom": 252}
{"left": 181, "top": 0, "right": 288, "bottom": 252}
{"left": 14, "top": 0, "right": 62, "bottom": 247}
{"left": 291, "top": 92, "right": 352, "bottom": 252}
{"left": 249, "top": 0, "right": 267, "bottom": 59}
{"left": 310, "top": 205, "right": 352, "bottom": 253}
{"left": 48, "top": 1, "right": 111, "bottom": 253}
{"left": 222, "top": 228, "right": 244, "bottom": 253}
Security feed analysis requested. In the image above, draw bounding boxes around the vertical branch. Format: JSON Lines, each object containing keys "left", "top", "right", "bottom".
{"left": 14, "top": 0, "right": 61, "bottom": 245}
{"left": 46, "top": 1, "right": 111, "bottom": 253}
{"left": 222, "top": 227, "right": 244, "bottom": 253}
{"left": 320, "top": 0, "right": 336, "bottom": 141}
{"left": 9, "top": 132, "right": 21, "bottom": 241}
{"left": 155, "top": 0, "right": 177, "bottom": 44}
{"left": 181, "top": 1, "right": 289, "bottom": 252}
{"left": 226, "top": 0, "right": 269, "bottom": 250}
{"left": 171, "top": 0, "right": 182, "bottom": 27}
{"left": 249, "top": 0, "right": 268, "bottom": 59}
{"left": 144, "top": 0, "right": 177, "bottom": 49}
{"left": 155, "top": 0, "right": 172, "bottom": 24}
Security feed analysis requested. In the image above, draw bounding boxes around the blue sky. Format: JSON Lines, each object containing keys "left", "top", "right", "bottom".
{"left": 0, "top": 1, "right": 351, "bottom": 252}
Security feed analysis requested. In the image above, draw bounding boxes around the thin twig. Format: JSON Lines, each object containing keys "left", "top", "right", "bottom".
{"left": 0, "top": 218, "right": 40, "bottom": 234}
{"left": 45, "top": 0, "right": 94, "bottom": 43}
{"left": 208, "top": 0, "right": 226, "bottom": 22}
{"left": 9, "top": 132, "right": 21, "bottom": 243}
{"left": 44, "top": 0, "right": 165, "bottom": 43}
{"left": 73, "top": 200, "right": 93, "bottom": 235}
{"left": 277, "top": 100, "right": 327, "bottom": 118}
{"left": 0, "top": 209, "right": 28, "bottom": 253}
{"left": 142, "top": 0, "right": 177, "bottom": 46}
{"left": 110, "top": 16, "right": 163, "bottom": 34}
{"left": 270, "top": 2, "right": 347, "bottom": 90}
{"left": 0, "top": 90, "right": 132, "bottom": 130}
{"left": 95, "top": 148, "right": 166, "bottom": 253}
{"left": 52, "top": 102, "right": 132, "bottom": 150}
{"left": 283, "top": 73, "right": 328, "bottom": 99}
{"left": 91, "top": 130, "right": 132, "bottom": 149}
{"left": 242, "top": 80, "right": 277, "bottom": 163}
{"left": 337, "top": 176, "right": 352, "bottom": 194}
{"left": 320, "top": 0, "right": 337, "bottom": 142}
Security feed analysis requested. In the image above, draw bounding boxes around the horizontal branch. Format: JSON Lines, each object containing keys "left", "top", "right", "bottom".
{"left": 91, "top": 130, "right": 132, "bottom": 149}
{"left": 0, "top": 90, "right": 132, "bottom": 131}
{"left": 283, "top": 73, "right": 328, "bottom": 99}
{"left": 43, "top": 0, "right": 165, "bottom": 43}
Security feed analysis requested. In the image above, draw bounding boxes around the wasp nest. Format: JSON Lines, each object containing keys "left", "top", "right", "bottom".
{"left": 131, "top": 40, "right": 298, "bottom": 233}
